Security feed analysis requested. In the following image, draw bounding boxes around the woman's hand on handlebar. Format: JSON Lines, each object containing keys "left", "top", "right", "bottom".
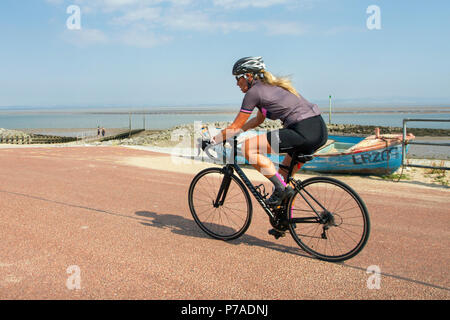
{"left": 201, "top": 139, "right": 211, "bottom": 151}
{"left": 201, "top": 136, "right": 219, "bottom": 151}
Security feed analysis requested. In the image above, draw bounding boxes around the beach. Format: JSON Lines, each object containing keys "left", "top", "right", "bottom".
{"left": 18, "top": 128, "right": 129, "bottom": 138}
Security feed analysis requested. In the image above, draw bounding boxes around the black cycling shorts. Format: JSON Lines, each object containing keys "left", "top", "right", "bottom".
{"left": 266, "top": 115, "right": 328, "bottom": 157}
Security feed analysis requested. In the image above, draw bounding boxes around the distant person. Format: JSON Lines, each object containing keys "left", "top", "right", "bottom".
{"left": 97, "top": 126, "right": 101, "bottom": 136}
{"left": 101, "top": 127, "right": 106, "bottom": 137}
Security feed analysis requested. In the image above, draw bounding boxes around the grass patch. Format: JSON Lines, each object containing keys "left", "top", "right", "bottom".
{"left": 425, "top": 160, "right": 447, "bottom": 175}
{"left": 424, "top": 161, "right": 449, "bottom": 186}
{"left": 434, "top": 175, "right": 449, "bottom": 186}
{"left": 381, "top": 172, "right": 411, "bottom": 180}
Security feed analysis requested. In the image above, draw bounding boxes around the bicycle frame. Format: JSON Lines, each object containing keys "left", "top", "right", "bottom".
{"left": 195, "top": 134, "right": 370, "bottom": 261}
{"left": 214, "top": 137, "right": 328, "bottom": 223}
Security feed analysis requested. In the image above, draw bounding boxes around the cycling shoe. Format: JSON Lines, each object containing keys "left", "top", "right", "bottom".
{"left": 266, "top": 186, "right": 295, "bottom": 207}
{"left": 268, "top": 228, "right": 286, "bottom": 239}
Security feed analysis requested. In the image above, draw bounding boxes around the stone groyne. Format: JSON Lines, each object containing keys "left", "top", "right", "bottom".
{"left": 0, "top": 128, "right": 145, "bottom": 145}
{"left": 0, "top": 128, "right": 32, "bottom": 144}
{"left": 115, "top": 121, "right": 449, "bottom": 146}
{"left": 0, "top": 128, "right": 79, "bottom": 144}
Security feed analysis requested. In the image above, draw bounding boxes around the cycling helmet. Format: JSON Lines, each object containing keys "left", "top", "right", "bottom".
{"left": 232, "top": 56, "right": 266, "bottom": 75}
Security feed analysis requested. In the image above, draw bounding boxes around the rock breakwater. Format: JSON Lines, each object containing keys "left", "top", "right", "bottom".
{"left": 115, "top": 121, "right": 449, "bottom": 147}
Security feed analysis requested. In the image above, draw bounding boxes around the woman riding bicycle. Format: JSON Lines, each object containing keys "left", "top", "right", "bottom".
{"left": 206, "top": 56, "right": 328, "bottom": 208}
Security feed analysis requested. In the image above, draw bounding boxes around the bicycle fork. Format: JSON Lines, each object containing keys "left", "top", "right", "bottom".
{"left": 213, "top": 166, "right": 233, "bottom": 207}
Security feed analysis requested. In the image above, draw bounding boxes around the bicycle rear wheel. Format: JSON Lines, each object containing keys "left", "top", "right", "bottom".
{"left": 188, "top": 167, "right": 252, "bottom": 241}
{"left": 287, "top": 177, "right": 370, "bottom": 262}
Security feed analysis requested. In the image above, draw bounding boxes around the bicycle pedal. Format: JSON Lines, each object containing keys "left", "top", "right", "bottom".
{"left": 268, "top": 229, "right": 286, "bottom": 239}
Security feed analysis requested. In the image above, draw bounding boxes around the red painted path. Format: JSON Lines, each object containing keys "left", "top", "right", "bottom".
{"left": 0, "top": 146, "right": 448, "bottom": 299}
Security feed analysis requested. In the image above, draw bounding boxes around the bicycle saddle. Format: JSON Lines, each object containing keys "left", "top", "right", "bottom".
{"left": 291, "top": 153, "right": 314, "bottom": 163}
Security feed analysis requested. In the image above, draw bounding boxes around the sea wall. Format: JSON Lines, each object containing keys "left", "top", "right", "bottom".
{"left": 0, "top": 128, "right": 77, "bottom": 144}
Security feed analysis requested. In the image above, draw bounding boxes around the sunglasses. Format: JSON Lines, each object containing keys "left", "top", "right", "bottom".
{"left": 235, "top": 75, "right": 246, "bottom": 81}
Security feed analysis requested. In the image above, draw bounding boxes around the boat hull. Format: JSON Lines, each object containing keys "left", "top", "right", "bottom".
{"left": 234, "top": 135, "right": 408, "bottom": 175}
{"left": 203, "top": 127, "right": 412, "bottom": 175}
{"left": 301, "top": 143, "right": 407, "bottom": 175}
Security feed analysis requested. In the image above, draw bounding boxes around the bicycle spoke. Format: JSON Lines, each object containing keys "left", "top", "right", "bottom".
{"left": 220, "top": 206, "right": 241, "bottom": 230}
{"left": 288, "top": 177, "right": 369, "bottom": 262}
{"left": 189, "top": 168, "right": 252, "bottom": 240}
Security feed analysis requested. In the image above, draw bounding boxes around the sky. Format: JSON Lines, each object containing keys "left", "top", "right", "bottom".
{"left": 0, "top": 0, "right": 449, "bottom": 109}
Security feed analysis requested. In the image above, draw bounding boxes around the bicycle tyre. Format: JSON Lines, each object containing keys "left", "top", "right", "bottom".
{"left": 287, "top": 177, "right": 370, "bottom": 262}
{"left": 188, "top": 167, "right": 253, "bottom": 241}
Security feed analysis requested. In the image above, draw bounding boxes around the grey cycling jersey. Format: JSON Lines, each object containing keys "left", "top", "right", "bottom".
{"left": 240, "top": 80, "right": 321, "bottom": 128}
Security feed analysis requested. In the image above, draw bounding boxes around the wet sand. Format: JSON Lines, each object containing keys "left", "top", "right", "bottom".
{"left": 18, "top": 128, "right": 128, "bottom": 138}
{"left": 407, "top": 136, "right": 450, "bottom": 160}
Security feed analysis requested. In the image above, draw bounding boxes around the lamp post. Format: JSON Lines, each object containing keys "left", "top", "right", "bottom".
{"left": 143, "top": 113, "right": 146, "bottom": 130}
{"left": 329, "top": 95, "right": 332, "bottom": 125}
{"left": 129, "top": 112, "right": 132, "bottom": 137}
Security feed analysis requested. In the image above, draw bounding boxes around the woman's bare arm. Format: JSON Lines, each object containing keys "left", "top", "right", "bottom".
{"left": 213, "top": 110, "right": 265, "bottom": 143}
{"left": 242, "top": 110, "right": 265, "bottom": 132}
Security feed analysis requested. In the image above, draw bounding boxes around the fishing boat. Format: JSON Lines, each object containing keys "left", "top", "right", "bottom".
{"left": 299, "top": 130, "right": 415, "bottom": 175}
{"left": 201, "top": 127, "right": 415, "bottom": 175}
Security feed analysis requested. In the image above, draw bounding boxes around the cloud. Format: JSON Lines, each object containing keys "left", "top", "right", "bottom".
{"left": 110, "top": 6, "right": 254, "bottom": 34}
{"left": 49, "top": 0, "right": 310, "bottom": 48}
{"left": 71, "top": 0, "right": 193, "bottom": 12}
{"left": 324, "top": 26, "right": 366, "bottom": 36}
{"left": 71, "top": 0, "right": 154, "bottom": 13}
{"left": 80, "top": 0, "right": 141, "bottom": 9}
{"left": 264, "top": 21, "right": 309, "bottom": 36}
{"left": 118, "top": 26, "right": 172, "bottom": 48}
{"left": 112, "top": 7, "right": 162, "bottom": 25}
{"left": 63, "top": 28, "right": 109, "bottom": 47}
{"left": 160, "top": 9, "right": 254, "bottom": 33}
{"left": 213, "top": 0, "right": 289, "bottom": 9}
{"left": 45, "top": 0, "right": 64, "bottom": 4}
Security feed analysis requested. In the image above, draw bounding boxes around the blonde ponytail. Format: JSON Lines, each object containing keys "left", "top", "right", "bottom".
{"left": 258, "top": 70, "right": 300, "bottom": 97}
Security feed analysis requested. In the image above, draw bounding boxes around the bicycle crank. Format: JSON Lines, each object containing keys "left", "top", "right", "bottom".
{"left": 269, "top": 211, "right": 289, "bottom": 232}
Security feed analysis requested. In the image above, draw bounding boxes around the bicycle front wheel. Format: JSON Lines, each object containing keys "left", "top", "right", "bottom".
{"left": 188, "top": 167, "right": 252, "bottom": 241}
{"left": 287, "top": 177, "right": 370, "bottom": 262}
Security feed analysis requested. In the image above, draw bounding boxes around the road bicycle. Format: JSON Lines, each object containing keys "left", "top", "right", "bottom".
{"left": 188, "top": 135, "right": 370, "bottom": 262}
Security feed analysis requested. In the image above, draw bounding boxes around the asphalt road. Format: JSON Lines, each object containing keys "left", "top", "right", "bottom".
{"left": 0, "top": 146, "right": 448, "bottom": 299}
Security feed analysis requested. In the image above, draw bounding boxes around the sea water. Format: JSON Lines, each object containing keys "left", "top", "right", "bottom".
{"left": 0, "top": 109, "right": 449, "bottom": 132}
